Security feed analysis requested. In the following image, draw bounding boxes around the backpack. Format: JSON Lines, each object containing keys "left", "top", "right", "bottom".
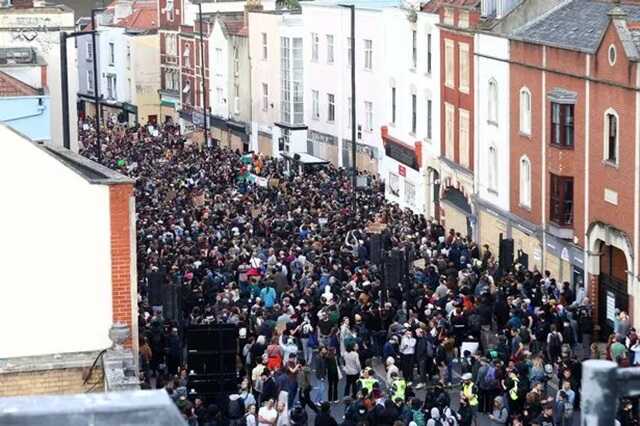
{"left": 480, "top": 366, "right": 498, "bottom": 390}
{"left": 549, "top": 332, "right": 562, "bottom": 353}
{"left": 426, "top": 339, "right": 435, "bottom": 358}
{"left": 412, "top": 409, "right": 426, "bottom": 426}
{"left": 468, "top": 313, "right": 482, "bottom": 334}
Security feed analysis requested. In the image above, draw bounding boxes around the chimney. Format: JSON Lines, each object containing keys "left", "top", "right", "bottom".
{"left": 244, "top": 0, "right": 264, "bottom": 28}
{"left": 11, "top": 0, "right": 34, "bottom": 8}
{"left": 114, "top": 0, "right": 133, "bottom": 23}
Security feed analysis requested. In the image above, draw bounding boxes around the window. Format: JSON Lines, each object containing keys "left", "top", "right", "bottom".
{"left": 234, "top": 84, "right": 240, "bottom": 113}
{"left": 109, "top": 42, "right": 115, "bottom": 65}
{"left": 604, "top": 110, "right": 618, "bottom": 164}
{"left": 488, "top": 79, "right": 498, "bottom": 124}
{"left": 87, "top": 70, "right": 94, "bottom": 93}
{"left": 519, "top": 156, "right": 531, "bottom": 208}
{"left": 445, "top": 102, "right": 455, "bottom": 160}
{"left": 444, "top": 7, "right": 454, "bottom": 25}
{"left": 391, "top": 87, "right": 396, "bottom": 125}
{"left": 411, "top": 94, "right": 417, "bottom": 134}
{"left": 427, "top": 33, "right": 432, "bottom": 74}
{"left": 165, "top": 34, "right": 177, "bottom": 58}
{"left": 459, "top": 42, "right": 469, "bottom": 93}
{"left": 347, "top": 37, "right": 352, "bottom": 68}
{"left": 216, "top": 87, "right": 223, "bottom": 105}
{"left": 166, "top": 0, "right": 174, "bottom": 21}
{"left": 488, "top": 145, "right": 497, "bottom": 192}
{"left": 262, "top": 83, "right": 269, "bottom": 111}
{"left": 365, "top": 101, "right": 373, "bottom": 131}
{"left": 107, "top": 74, "right": 117, "bottom": 99}
{"left": 459, "top": 10, "right": 469, "bottom": 28}
{"left": 292, "top": 38, "right": 304, "bottom": 124}
{"left": 86, "top": 42, "right": 92, "bottom": 61}
{"left": 128, "top": 78, "right": 132, "bottom": 102}
{"left": 608, "top": 44, "right": 616, "bottom": 66}
{"left": 411, "top": 30, "right": 417, "bottom": 69}
{"left": 347, "top": 97, "right": 352, "bottom": 128}
{"left": 312, "top": 90, "right": 320, "bottom": 119}
{"left": 550, "top": 174, "right": 573, "bottom": 226}
{"left": 427, "top": 99, "right": 432, "bottom": 140}
{"left": 405, "top": 181, "right": 416, "bottom": 206}
{"left": 519, "top": 87, "right": 532, "bottom": 135}
{"left": 262, "top": 33, "right": 268, "bottom": 60}
{"left": 183, "top": 44, "right": 191, "bottom": 68}
{"left": 364, "top": 39, "right": 373, "bottom": 70}
{"left": 233, "top": 46, "right": 239, "bottom": 76}
{"left": 459, "top": 108, "right": 470, "bottom": 168}
{"left": 165, "top": 69, "right": 178, "bottom": 91}
{"left": 327, "top": 93, "right": 335, "bottom": 122}
{"left": 551, "top": 102, "right": 574, "bottom": 148}
{"left": 326, "top": 34, "right": 334, "bottom": 64}
{"left": 126, "top": 45, "right": 131, "bottom": 69}
{"left": 445, "top": 39, "right": 454, "bottom": 88}
{"left": 388, "top": 172, "right": 400, "bottom": 197}
{"left": 215, "top": 48, "right": 223, "bottom": 75}
{"left": 311, "top": 32, "right": 319, "bottom": 61}
{"left": 280, "top": 37, "right": 304, "bottom": 125}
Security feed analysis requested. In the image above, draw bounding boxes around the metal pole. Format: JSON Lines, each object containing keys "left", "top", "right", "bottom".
{"left": 91, "top": 9, "right": 104, "bottom": 162}
{"left": 198, "top": 2, "right": 209, "bottom": 146}
{"left": 349, "top": 4, "right": 356, "bottom": 211}
{"left": 60, "top": 32, "right": 70, "bottom": 149}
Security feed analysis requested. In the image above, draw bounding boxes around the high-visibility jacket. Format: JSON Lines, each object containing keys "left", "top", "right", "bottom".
{"left": 462, "top": 382, "right": 478, "bottom": 406}
{"left": 391, "top": 378, "right": 406, "bottom": 401}
{"left": 358, "top": 377, "right": 378, "bottom": 394}
{"left": 509, "top": 377, "right": 520, "bottom": 401}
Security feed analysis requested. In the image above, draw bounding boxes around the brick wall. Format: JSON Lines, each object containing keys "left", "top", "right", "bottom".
{"left": 0, "top": 368, "right": 103, "bottom": 397}
{"left": 109, "top": 184, "right": 134, "bottom": 347}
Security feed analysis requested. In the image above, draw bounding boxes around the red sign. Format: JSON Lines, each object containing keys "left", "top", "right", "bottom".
{"left": 398, "top": 165, "right": 406, "bottom": 177}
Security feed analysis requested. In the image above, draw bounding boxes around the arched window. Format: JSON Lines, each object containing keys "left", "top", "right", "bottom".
{"left": 604, "top": 108, "right": 619, "bottom": 165}
{"left": 488, "top": 145, "right": 498, "bottom": 192}
{"left": 488, "top": 78, "right": 498, "bottom": 124}
{"left": 520, "top": 87, "right": 532, "bottom": 135}
{"left": 519, "top": 156, "right": 531, "bottom": 208}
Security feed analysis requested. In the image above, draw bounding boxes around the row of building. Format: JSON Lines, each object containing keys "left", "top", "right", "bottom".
{"left": 0, "top": 0, "right": 637, "bottom": 335}
{"left": 149, "top": 0, "right": 640, "bottom": 335}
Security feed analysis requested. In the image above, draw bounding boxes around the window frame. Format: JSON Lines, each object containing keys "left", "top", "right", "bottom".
{"left": 364, "top": 39, "right": 373, "bottom": 70}
{"left": 444, "top": 102, "right": 455, "bottom": 160}
{"left": 549, "top": 173, "right": 574, "bottom": 227}
{"left": 262, "top": 32, "right": 268, "bottom": 60}
{"left": 427, "top": 33, "right": 432, "bottom": 74}
{"left": 487, "top": 78, "right": 498, "bottom": 125}
{"left": 444, "top": 39, "right": 454, "bottom": 88}
{"left": 426, "top": 98, "right": 432, "bottom": 141}
{"left": 488, "top": 145, "right": 497, "bottom": 193}
{"left": 519, "top": 87, "right": 532, "bottom": 136}
{"left": 109, "top": 42, "right": 115, "bottom": 66}
{"left": 458, "top": 42, "right": 470, "bottom": 94}
{"left": 327, "top": 93, "right": 335, "bottom": 123}
{"left": 365, "top": 100, "right": 373, "bottom": 131}
{"left": 262, "top": 83, "right": 269, "bottom": 112}
{"left": 411, "top": 93, "right": 417, "bottom": 134}
{"left": 411, "top": 30, "right": 417, "bottom": 70}
{"left": 550, "top": 102, "right": 574, "bottom": 149}
{"left": 87, "top": 69, "right": 94, "bottom": 93}
{"left": 604, "top": 108, "right": 619, "bottom": 166}
{"left": 519, "top": 155, "right": 531, "bottom": 208}
{"left": 391, "top": 87, "right": 396, "bottom": 125}
{"left": 311, "top": 32, "right": 319, "bottom": 62}
{"left": 326, "top": 34, "right": 334, "bottom": 64}
{"left": 312, "top": 89, "right": 320, "bottom": 120}
{"left": 459, "top": 108, "right": 470, "bottom": 168}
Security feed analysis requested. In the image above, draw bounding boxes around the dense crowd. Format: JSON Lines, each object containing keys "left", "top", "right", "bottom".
{"left": 79, "top": 121, "right": 640, "bottom": 426}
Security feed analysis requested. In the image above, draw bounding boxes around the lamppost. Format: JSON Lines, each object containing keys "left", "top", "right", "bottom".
{"left": 60, "top": 7, "right": 105, "bottom": 161}
{"left": 339, "top": 3, "right": 357, "bottom": 212}
{"left": 197, "top": 1, "right": 209, "bottom": 146}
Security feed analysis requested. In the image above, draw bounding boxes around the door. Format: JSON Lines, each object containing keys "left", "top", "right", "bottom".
{"left": 598, "top": 244, "right": 628, "bottom": 338}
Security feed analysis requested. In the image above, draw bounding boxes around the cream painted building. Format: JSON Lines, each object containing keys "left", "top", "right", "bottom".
{"left": 129, "top": 33, "right": 161, "bottom": 123}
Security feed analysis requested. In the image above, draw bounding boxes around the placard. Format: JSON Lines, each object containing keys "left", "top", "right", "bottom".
{"left": 606, "top": 291, "right": 616, "bottom": 323}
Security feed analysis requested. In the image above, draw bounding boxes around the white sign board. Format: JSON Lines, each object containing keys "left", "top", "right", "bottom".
{"left": 606, "top": 291, "right": 616, "bottom": 323}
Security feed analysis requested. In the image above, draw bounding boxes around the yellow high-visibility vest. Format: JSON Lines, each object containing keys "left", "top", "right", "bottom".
{"left": 462, "top": 382, "right": 478, "bottom": 406}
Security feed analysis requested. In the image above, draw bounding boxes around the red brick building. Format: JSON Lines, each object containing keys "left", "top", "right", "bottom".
{"left": 424, "top": 0, "right": 480, "bottom": 237}
{"left": 509, "top": 1, "right": 640, "bottom": 334}
{"left": 159, "top": 0, "right": 183, "bottom": 123}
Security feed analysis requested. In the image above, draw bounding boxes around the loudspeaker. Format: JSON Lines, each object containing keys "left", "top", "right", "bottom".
{"left": 187, "top": 325, "right": 238, "bottom": 353}
{"left": 499, "top": 237, "right": 514, "bottom": 273}
{"left": 147, "top": 270, "right": 164, "bottom": 306}
{"left": 517, "top": 249, "right": 529, "bottom": 270}
{"left": 187, "top": 351, "right": 236, "bottom": 375}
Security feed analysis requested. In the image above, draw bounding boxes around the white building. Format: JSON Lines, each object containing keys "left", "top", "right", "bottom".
{"left": 248, "top": 9, "right": 306, "bottom": 158}
{"left": 379, "top": 5, "right": 440, "bottom": 216}
{"left": 0, "top": 2, "right": 78, "bottom": 150}
{"left": 301, "top": 0, "right": 399, "bottom": 174}
{"left": 0, "top": 123, "right": 137, "bottom": 361}
{"left": 77, "top": 0, "right": 159, "bottom": 125}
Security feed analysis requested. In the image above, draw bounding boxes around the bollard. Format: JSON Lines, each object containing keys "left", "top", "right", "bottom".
{"left": 581, "top": 360, "right": 640, "bottom": 426}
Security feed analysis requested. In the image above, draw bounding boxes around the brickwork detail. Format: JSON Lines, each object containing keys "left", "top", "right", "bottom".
{"left": 109, "top": 184, "right": 134, "bottom": 347}
{"left": 0, "top": 368, "right": 103, "bottom": 397}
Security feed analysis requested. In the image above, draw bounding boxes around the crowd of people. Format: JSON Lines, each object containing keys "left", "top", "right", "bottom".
{"left": 79, "top": 120, "right": 640, "bottom": 426}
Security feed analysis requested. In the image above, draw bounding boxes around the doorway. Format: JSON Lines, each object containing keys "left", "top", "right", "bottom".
{"left": 598, "top": 243, "right": 628, "bottom": 338}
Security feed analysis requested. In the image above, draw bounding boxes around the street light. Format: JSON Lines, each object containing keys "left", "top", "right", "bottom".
{"left": 196, "top": 1, "right": 209, "bottom": 146}
{"left": 339, "top": 3, "right": 357, "bottom": 212}
{"left": 60, "top": 7, "right": 105, "bottom": 161}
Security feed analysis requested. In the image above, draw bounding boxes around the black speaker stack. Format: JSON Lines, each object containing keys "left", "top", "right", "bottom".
{"left": 498, "top": 236, "right": 514, "bottom": 276}
{"left": 186, "top": 324, "right": 239, "bottom": 404}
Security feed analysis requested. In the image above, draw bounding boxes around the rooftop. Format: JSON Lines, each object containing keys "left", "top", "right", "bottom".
{"left": 422, "top": 0, "right": 480, "bottom": 13}
{"left": 511, "top": 0, "right": 640, "bottom": 53}
{"left": 306, "top": 0, "right": 404, "bottom": 11}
